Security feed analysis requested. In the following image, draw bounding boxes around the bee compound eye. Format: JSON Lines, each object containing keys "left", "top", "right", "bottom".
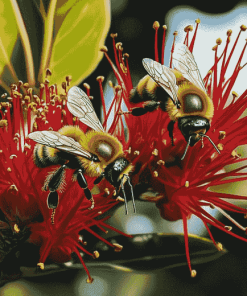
{"left": 183, "top": 94, "right": 203, "bottom": 113}
{"left": 95, "top": 142, "right": 113, "bottom": 161}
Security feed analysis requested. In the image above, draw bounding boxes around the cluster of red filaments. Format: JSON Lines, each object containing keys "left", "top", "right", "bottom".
{"left": 0, "top": 70, "right": 130, "bottom": 283}
{"left": 99, "top": 19, "right": 247, "bottom": 277}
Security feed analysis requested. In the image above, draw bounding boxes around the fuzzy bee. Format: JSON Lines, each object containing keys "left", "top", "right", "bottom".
{"left": 28, "top": 86, "right": 136, "bottom": 217}
{"left": 125, "top": 44, "right": 220, "bottom": 159}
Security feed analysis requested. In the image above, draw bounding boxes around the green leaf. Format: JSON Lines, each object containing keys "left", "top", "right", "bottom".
{"left": 0, "top": 1, "right": 19, "bottom": 91}
{"left": 48, "top": 0, "right": 111, "bottom": 92}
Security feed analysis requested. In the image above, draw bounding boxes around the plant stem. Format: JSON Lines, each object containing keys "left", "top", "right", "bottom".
{"left": 38, "top": 0, "right": 57, "bottom": 82}
{"left": 10, "top": 0, "right": 35, "bottom": 86}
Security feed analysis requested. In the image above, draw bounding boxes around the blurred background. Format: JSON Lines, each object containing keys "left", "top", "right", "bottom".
{"left": 2, "top": 0, "right": 247, "bottom": 295}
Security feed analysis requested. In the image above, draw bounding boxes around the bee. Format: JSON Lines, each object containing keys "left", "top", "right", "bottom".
{"left": 28, "top": 86, "right": 136, "bottom": 219}
{"left": 124, "top": 44, "right": 220, "bottom": 159}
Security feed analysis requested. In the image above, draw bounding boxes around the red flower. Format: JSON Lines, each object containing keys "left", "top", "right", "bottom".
{"left": 0, "top": 73, "right": 130, "bottom": 283}
{"left": 100, "top": 19, "right": 247, "bottom": 277}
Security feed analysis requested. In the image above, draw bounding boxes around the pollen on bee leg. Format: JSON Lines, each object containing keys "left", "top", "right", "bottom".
{"left": 37, "top": 263, "right": 45, "bottom": 270}
{"left": 185, "top": 181, "right": 189, "bottom": 188}
{"left": 113, "top": 243, "right": 123, "bottom": 252}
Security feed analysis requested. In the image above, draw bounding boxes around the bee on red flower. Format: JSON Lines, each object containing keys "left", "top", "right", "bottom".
{"left": 100, "top": 19, "right": 247, "bottom": 277}
{"left": 0, "top": 73, "right": 133, "bottom": 284}
{"left": 28, "top": 85, "right": 136, "bottom": 218}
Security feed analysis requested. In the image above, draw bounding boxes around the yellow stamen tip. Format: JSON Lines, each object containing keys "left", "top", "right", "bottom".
{"left": 217, "top": 243, "right": 223, "bottom": 251}
{"left": 83, "top": 83, "right": 90, "bottom": 90}
{"left": 14, "top": 224, "right": 20, "bottom": 233}
{"left": 195, "top": 19, "right": 201, "bottom": 24}
{"left": 86, "top": 277, "right": 94, "bottom": 284}
{"left": 163, "top": 25, "right": 167, "bottom": 30}
{"left": 152, "top": 149, "right": 159, "bottom": 156}
{"left": 116, "top": 196, "right": 125, "bottom": 202}
{"left": 113, "top": 243, "right": 123, "bottom": 252}
{"left": 217, "top": 143, "right": 224, "bottom": 151}
{"left": 227, "top": 29, "right": 232, "bottom": 37}
{"left": 134, "top": 150, "right": 140, "bottom": 155}
{"left": 216, "top": 38, "right": 222, "bottom": 45}
{"left": 96, "top": 76, "right": 104, "bottom": 83}
{"left": 241, "top": 24, "right": 247, "bottom": 31}
{"left": 93, "top": 251, "right": 100, "bottom": 259}
{"left": 100, "top": 46, "right": 108, "bottom": 53}
{"left": 184, "top": 25, "right": 193, "bottom": 32}
{"left": 153, "top": 21, "right": 160, "bottom": 30}
{"left": 110, "top": 33, "right": 118, "bottom": 38}
{"left": 191, "top": 270, "right": 197, "bottom": 277}
{"left": 185, "top": 181, "right": 189, "bottom": 188}
{"left": 37, "top": 263, "right": 45, "bottom": 270}
{"left": 104, "top": 188, "right": 110, "bottom": 195}
{"left": 219, "top": 131, "right": 226, "bottom": 140}
{"left": 157, "top": 160, "right": 165, "bottom": 165}
{"left": 153, "top": 171, "right": 158, "bottom": 177}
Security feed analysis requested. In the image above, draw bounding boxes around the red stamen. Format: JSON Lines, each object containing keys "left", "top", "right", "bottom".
{"left": 170, "top": 31, "right": 178, "bottom": 68}
{"left": 189, "top": 19, "right": 200, "bottom": 53}
{"left": 153, "top": 21, "right": 160, "bottom": 62}
{"left": 161, "top": 25, "right": 167, "bottom": 65}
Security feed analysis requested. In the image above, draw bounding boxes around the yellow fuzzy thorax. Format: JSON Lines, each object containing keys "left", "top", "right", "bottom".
{"left": 57, "top": 126, "right": 125, "bottom": 178}
{"left": 166, "top": 81, "right": 214, "bottom": 121}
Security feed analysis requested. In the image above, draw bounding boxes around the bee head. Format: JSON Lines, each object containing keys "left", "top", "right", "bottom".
{"left": 178, "top": 116, "right": 210, "bottom": 146}
{"left": 104, "top": 157, "right": 130, "bottom": 188}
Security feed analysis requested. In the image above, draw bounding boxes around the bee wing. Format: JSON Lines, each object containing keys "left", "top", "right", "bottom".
{"left": 142, "top": 58, "right": 180, "bottom": 107}
{"left": 28, "top": 130, "right": 93, "bottom": 160}
{"left": 173, "top": 44, "right": 207, "bottom": 92}
{"left": 67, "top": 86, "right": 104, "bottom": 132}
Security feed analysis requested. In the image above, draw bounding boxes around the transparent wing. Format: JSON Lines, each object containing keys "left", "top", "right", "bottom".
{"left": 28, "top": 131, "right": 93, "bottom": 160}
{"left": 67, "top": 86, "right": 104, "bottom": 132}
{"left": 173, "top": 44, "right": 207, "bottom": 92}
{"left": 142, "top": 58, "right": 179, "bottom": 107}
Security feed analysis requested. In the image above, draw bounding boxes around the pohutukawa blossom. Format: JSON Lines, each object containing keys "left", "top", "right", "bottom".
{"left": 100, "top": 19, "right": 247, "bottom": 277}
{"left": 0, "top": 72, "right": 131, "bottom": 284}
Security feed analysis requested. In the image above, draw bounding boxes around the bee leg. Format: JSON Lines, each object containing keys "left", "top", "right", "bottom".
{"left": 125, "top": 174, "right": 136, "bottom": 213}
{"left": 167, "top": 121, "right": 175, "bottom": 146}
{"left": 76, "top": 169, "right": 95, "bottom": 210}
{"left": 94, "top": 173, "right": 105, "bottom": 185}
{"left": 119, "top": 101, "right": 160, "bottom": 116}
{"left": 47, "top": 165, "right": 67, "bottom": 210}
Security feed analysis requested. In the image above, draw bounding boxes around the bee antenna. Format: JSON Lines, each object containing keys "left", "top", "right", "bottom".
{"left": 200, "top": 134, "right": 221, "bottom": 155}
{"left": 181, "top": 136, "right": 192, "bottom": 160}
{"left": 120, "top": 177, "right": 128, "bottom": 215}
{"left": 125, "top": 175, "right": 136, "bottom": 213}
